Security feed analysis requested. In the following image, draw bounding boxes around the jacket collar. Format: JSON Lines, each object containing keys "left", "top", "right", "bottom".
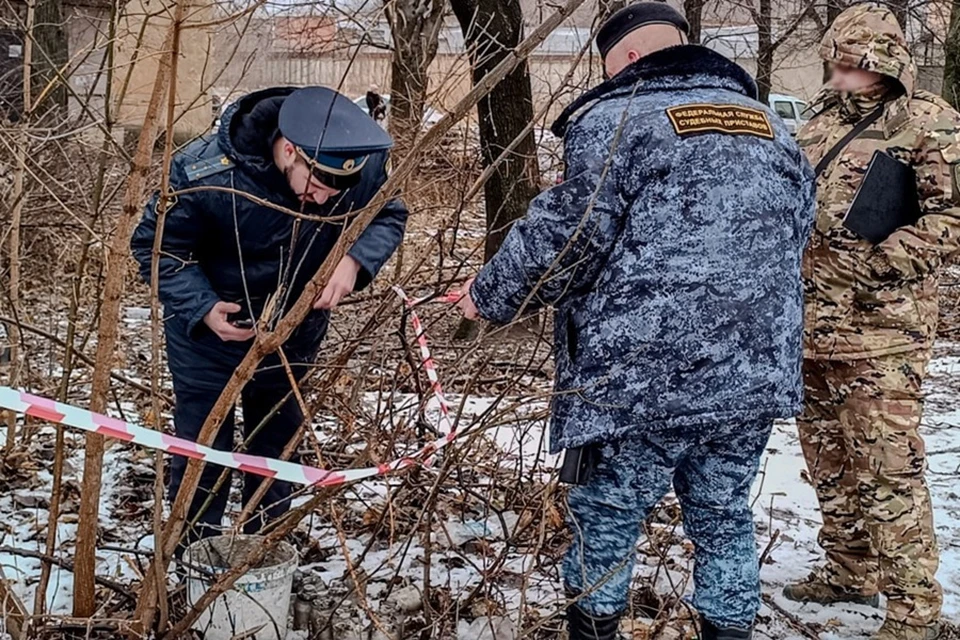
{"left": 551, "top": 45, "right": 758, "bottom": 138}
{"left": 218, "top": 86, "right": 307, "bottom": 205}
{"left": 219, "top": 86, "right": 297, "bottom": 165}
{"left": 809, "top": 85, "right": 913, "bottom": 139}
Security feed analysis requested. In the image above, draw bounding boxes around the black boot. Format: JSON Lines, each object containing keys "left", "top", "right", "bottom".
{"left": 566, "top": 602, "right": 622, "bottom": 640}
{"left": 699, "top": 615, "right": 753, "bottom": 640}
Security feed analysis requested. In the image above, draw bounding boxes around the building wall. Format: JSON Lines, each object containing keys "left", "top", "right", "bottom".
{"left": 206, "top": 0, "right": 947, "bottom": 135}
{"left": 0, "top": 2, "right": 112, "bottom": 119}
{"left": 113, "top": 0, "right": 214, "bottom": 139}
{"left": 66, "top": 4, "right": 110, "bottom": 120}
{"left": 743, "top": 42, "right": 825, "bottom": 102}
{"left": 5, "top": 0, "right": 947, "bottom": 138}
{"left": 213, "top": 46, "right": 597, "bottom": 122}
{"left": 211, "top": 39, "right": 820, "bottom": 126}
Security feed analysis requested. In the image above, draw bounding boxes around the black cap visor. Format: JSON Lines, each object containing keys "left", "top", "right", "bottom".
{"left": 310, "top": 166, "right": 362, "bottom": 191}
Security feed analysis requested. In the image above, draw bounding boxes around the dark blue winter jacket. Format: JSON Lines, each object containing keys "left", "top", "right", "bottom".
{"left": 470, "top": 46, "right": 815, "bottom": 452}
{"left": 131, "top": 87, "right": 407, "bottom": 389}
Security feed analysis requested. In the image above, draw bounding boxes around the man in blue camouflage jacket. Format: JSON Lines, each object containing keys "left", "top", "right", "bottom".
{"left": 457, "top": 4, "right": 815, "bottom": 639}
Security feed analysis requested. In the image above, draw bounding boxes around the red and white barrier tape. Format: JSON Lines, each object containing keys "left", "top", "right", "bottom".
{"left": 0, "top": 287, "right": 464, "bottom": 488}
{"left": 394, "top": 286, "right": 457, "bottom": 437}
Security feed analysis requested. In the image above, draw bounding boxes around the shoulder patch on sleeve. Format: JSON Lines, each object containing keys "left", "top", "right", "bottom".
{"left": 184, "top": 154, "right": 233, "bottom": 181}
{"left": 666, "top": 104, "right": 774, "bottom": 139}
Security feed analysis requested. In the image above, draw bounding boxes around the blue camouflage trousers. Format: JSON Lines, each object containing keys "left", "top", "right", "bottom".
{"left": 563, "top": 419, "right": 773, "bottom": 628}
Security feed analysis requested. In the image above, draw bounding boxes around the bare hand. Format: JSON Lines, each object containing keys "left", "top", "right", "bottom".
{"left": 314, "top": 255, "right": 362, "bottom": 310}
{"left": 456, "top": 277, "right": 480, "bottom": 320}
{"left": 203, "top": 301, "right": 256, "bottom": 342}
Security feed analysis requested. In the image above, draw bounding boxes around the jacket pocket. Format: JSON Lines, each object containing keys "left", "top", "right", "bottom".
{"left": 852, "top": 280, "right": 920, "bottom": 331}
{"left": 849, "top": 246, "right": 922, "bottom": 331}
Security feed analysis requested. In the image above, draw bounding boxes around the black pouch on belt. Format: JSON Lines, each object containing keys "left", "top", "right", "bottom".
{"left": 559, "top": 444, "right": 600, "bottom": 485}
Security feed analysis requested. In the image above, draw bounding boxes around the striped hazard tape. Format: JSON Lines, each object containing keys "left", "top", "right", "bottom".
{"left": 0, "top": 287, "right": 466, "bottom": 488}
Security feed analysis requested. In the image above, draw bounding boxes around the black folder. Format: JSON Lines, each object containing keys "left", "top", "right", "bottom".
{"left": 843, "top": 150, "right": 922, "bottom": 244}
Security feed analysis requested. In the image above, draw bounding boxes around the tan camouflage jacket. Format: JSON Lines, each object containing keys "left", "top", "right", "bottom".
{"left": 799, "top": 93, "right": 960, "bottom": 360}
{"left": 798, "top": 2, "right": 960, "bottom": 360}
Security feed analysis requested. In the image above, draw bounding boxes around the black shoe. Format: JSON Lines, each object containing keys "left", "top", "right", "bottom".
{"left": 566, "top": 602, "right": 622, "bottom": 640}
{"left": 700, "top": 616, "right": 752, "bottom": 640}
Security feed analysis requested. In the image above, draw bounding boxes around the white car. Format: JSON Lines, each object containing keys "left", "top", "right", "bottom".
{"left": 769, "top": 93, "right": 810, "bottom": 135}
{"left": 352, "top": 94, "right": 444, "bottom": 129}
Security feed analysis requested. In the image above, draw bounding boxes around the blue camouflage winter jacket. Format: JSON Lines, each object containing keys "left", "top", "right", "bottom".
{"left": 131, "top": 87, "right": 407, "bottom": 389}
{"left": 470, "top": 45, "right": 815, "bottom": 452}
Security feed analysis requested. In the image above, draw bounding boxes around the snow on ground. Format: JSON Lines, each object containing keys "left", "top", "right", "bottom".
{"left": 0, "top": 346, "right": 959, "bottom": 637}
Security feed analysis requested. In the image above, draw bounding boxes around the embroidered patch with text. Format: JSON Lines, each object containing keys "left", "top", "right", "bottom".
{"left": 666, "top": 104, "right": 775, "bottom": 139}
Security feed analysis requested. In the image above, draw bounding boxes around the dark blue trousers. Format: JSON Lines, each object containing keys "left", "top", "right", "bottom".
{"left": 168, "top": 377, "right": 303, "bottom": 545}
{"left": 564, "top": 419, "right": 772, "bottom": 629}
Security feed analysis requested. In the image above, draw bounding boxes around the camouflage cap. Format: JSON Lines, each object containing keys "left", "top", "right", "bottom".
{"left": 820, "top": 2, "right": 915, "bottom": 94}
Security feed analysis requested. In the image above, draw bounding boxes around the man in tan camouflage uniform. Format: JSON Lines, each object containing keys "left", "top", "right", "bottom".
{"left": 788, "top": 4, "right": 960, "bottom": 639}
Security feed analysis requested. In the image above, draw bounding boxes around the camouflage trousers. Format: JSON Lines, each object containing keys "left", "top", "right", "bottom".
{"left": 798, "top": 352, "right": 942, "bottom": 625}
{"left": 563, "top": 419, "right": 773, "bottom": 628}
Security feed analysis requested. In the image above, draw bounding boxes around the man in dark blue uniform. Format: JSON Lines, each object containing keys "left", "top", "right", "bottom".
{"left": 131, "top": 86, "right": 407, "bottom": 541}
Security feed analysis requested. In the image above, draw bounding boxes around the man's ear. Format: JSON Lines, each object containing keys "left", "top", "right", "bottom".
{"left": 627, "top": 49, "right": 641, "bottom": 63}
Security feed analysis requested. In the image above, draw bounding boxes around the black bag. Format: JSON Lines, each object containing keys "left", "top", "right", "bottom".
{"left": 843, "top": 150, "right": 922, "bottom": 244}
{"left": 559, "top": 445, "right": 600, "bottom": 485}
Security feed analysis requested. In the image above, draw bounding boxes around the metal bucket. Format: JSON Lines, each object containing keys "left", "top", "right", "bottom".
{"left": 183, "top": 534, "right": 298, "bottom": 640}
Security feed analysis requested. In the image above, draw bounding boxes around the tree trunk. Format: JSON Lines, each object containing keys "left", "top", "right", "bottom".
{"left": 684, "top": 0, "right": 705, "bottom": 44}
{"left": 73, "top": 0, "right": 185, "bottom": 619}
{"left": 385, "top": 0, "right": 445, "bottom": 158}
{"left": 755, "top": 0, "right": 773, "bottom": 104}
{"left": 32, "top": 0, "right": 67, "bottom": 113}
{"left": 944, "top": 0, "right": 960, "bottom": 108}
{"left": 451, "top": 0, "right": 540, "bottom": 262}
{"left": 6, "top": 0, "right": 35, "bottom": 463}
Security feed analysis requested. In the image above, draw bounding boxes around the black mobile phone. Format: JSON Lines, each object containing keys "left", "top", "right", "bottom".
{"left": 227, "top": 312, "right": 254, "bottom": 329}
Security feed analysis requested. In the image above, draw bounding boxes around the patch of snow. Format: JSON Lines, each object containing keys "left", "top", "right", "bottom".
{"left": 1, "top": 351, "right": 959, "bottom": 638}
